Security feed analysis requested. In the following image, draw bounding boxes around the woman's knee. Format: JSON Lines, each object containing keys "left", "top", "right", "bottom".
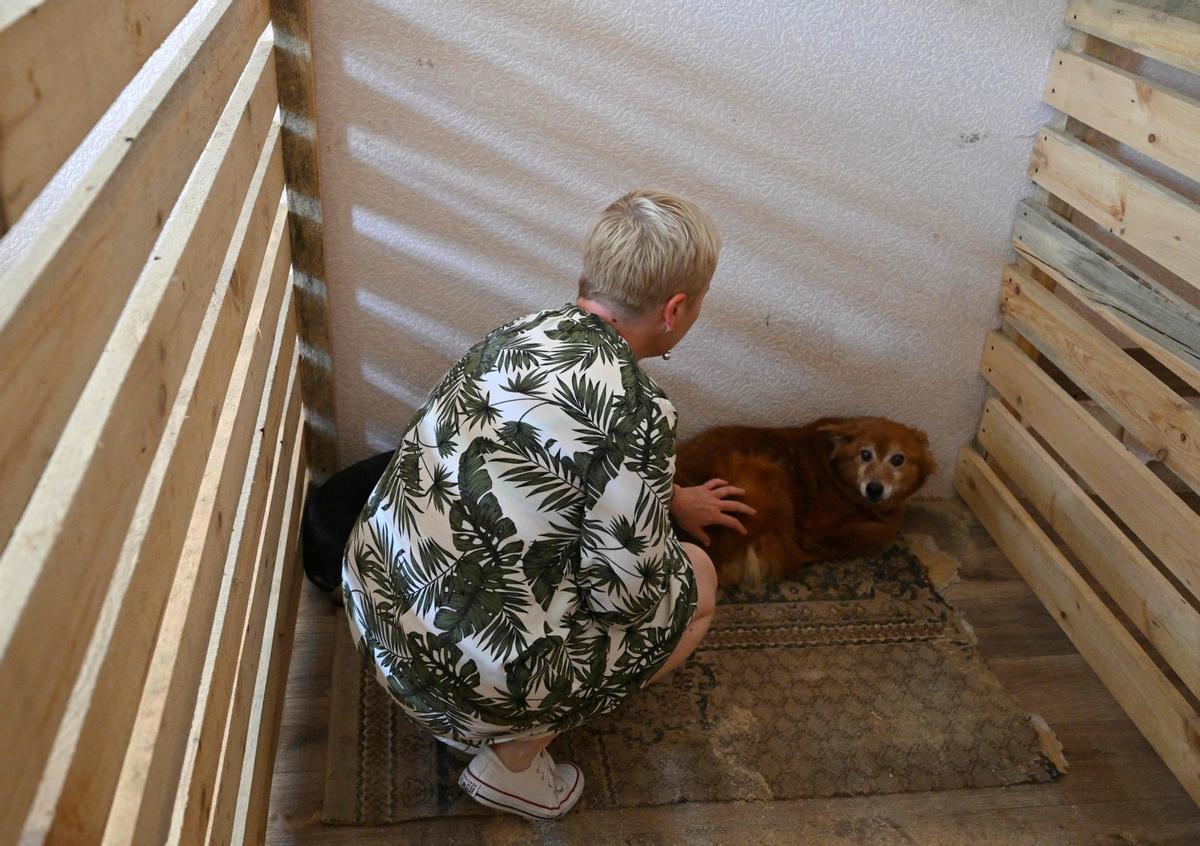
{"left": 681, "top": 542, "right": 716, "bottom": 620}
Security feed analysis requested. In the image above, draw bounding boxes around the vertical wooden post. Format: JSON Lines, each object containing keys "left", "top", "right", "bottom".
{"left": 991, "top": 30, "right": 1133, "bottom": 442}
{"left": 269, "top": 0, "right": 339, "bottom": 482}
{"left": 1018, "top": 31, "right": 1133, "bottom": 443}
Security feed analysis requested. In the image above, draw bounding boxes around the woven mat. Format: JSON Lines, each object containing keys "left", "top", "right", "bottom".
{"left": 323, "top": 541, "right": 1056, "bottom": 824}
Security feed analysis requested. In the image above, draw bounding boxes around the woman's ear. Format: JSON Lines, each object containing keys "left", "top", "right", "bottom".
{"left": 662, "top": 292, "right": 688, "bottom": 331}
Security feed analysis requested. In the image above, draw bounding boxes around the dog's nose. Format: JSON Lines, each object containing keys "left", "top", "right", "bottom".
{"left": 866, "top": 482, "right": 884, "bottom": 501}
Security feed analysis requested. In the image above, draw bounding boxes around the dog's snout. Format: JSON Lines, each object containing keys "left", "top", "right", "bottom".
{"left": 866, "top": 481, "right": 884, "bottom": 501}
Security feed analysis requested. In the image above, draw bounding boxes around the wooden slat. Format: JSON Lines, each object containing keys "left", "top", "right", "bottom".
{"left": 955, "top": 447, "right": 1200, "bottom": 807}
{"left": 24, "top": 145, "right": 286, "bottom": 844}
{"left": 1046, "top": 49, "right": 1200, "bottom": 186}
{"left": 207, "top": 414, "right": 307, "bottom": 846}
{"left": 104, "top": 278, "right": 297, "bottom": 843}
{"left": 0, "top": 39, "right": 278, "bottom": 845}
{"left": 269, "top": 0, "right": 340, "bottom": 482}
{"left": 231, "top": 473, "right": 309, "bottom": 846}
{"left": 980, "top": 331, "right": 1200, "bottom": 603}
{"left": 998, "top": 264, "right": 1200, "bottom": 493}
{"left": 0, "top": 0, "right": 196, "bottom": 224}
{"left": 0, "top": 0, "right": 270, "bottom": 552}
{"left": 1041, "top": 349, "right": 1199, "bottom": 400}
{"left": 171, "top": 353, "right": 303, "bottom": 843}
{"left": 1065, "top": 0, "right": 1200, "bottom": 77}
{"left": 1012, "top": 199, "right": 1200, "bottom": 394}
{"left": 977, "top": 399, "right": 1200, "bottom": 699}
{"left": 1029, "top": 126, "right": 1200, "bottom": 292}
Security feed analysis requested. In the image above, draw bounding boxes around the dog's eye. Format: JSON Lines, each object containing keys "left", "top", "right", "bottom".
{"left": 891, "top": 454, "right": 906, "bottom": 467}
{"left": 859, "top": 449, "right": 873, "bottom": 462}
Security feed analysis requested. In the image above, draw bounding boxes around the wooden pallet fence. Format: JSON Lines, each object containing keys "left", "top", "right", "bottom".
{"left": 958, "top": 0, "right": 1200, "bottom": 809}
{"left": 0, "top": 1, "right": 324, "bottom": 842}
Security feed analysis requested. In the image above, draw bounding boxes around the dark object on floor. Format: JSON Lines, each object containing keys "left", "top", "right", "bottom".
{"left": 302, "top": 450, "right": 394, "bottom": 594}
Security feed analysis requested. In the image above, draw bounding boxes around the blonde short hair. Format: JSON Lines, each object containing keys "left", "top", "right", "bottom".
{"left": 578, "top": 189, "right": 720, "bottom": 314}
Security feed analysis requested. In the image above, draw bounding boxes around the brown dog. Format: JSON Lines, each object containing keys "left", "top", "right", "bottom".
{"left": 675, "top": 417, "right": 936, "bottom": 587}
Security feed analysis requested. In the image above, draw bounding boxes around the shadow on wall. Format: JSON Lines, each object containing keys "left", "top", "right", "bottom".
{"left": 312, "top": 0, "right": 1070, "bottom": 494}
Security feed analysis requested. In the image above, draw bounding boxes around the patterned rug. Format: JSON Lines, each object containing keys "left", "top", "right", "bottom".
{"left": 323, "top": 541, "right": 1057, "bottom": 824}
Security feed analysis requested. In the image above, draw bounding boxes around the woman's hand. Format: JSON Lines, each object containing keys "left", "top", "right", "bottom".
{"left": 671, "top": 478, "right": 757, "bottom": 547}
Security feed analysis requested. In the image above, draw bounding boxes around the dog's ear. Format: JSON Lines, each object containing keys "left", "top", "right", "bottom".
{"left": 912, "top": 428, "right": 938, "bottom": 477}
{"left": 818, "top": 420, "right": 859, "bottom": 449}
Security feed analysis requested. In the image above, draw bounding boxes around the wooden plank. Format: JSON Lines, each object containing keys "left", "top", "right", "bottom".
{"left": 0, "top": 0, "right": 196, "bottom": 223}
{"left": 1032, "top": 31, "right": 1132, "bottom": 222}
{"left": 23, "top": 146, "right": 286, "bottom": 844}
{"left": 1029, "top": 126, "right": 1200, "bottom": 292}
{"left": 269, "top": 0, "right": 340, "bottom": 482}
{"left": 1042, "top": 351, "right": 1199, "bottom": 401}
{"left": 1010, "top": 32, "right": 1139, "bottom": 383}
{"left": 1012, "top": 200, "right": 1200, "bottom": 394}
{"left": 104, "top": 278, "right": 297, "bottom": 844}
{"left": 998, "top": 264, "right": 1200, "bottom": 493}
{"left": 993, "top": 31, "right": 1105, "bottom": 407}
{"left": 954, "top": 448, "right": 1200, "bottom": 807}
{"left": 1065, "top": 0, "right": 1200, "bottom": 76}
{"left": 267, "top": 785, "right": 1200, "bottom": 846}
{"left": 0, "top": 0, "right": 270, "bottom": 552}
{"left": 0, "top": 39, "right": 278, "bottom": 845}
{"left": 980, "top": 331, "right": 1200, "bottom": 604}
{"left": 977, "top": 398, "right": 1200, "bottom": 700}
{"left": 210, "top": 421, "right": 307, "bottom": 846}
{"left": 171, "top": 354, "right": 303, "bottom": 844}
{"left": 234, "top": 464, "right": 308, "bottom": 846}
{"left": 1045, "top": 49, "right": 1200, "bottom": 186}
{"left": 1029, "top": 260, "right": 1200, "bottom": 398}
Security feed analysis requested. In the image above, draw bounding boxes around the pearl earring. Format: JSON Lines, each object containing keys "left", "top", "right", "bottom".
{"left": 662, "top": 349, "right": 672, "bottom": 361}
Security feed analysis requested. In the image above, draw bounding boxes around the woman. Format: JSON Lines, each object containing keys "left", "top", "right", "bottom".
{"left": 343, "top": 190, "right": 753, "bottom": 819}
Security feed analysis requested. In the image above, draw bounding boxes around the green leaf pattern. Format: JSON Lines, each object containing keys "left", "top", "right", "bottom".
{"left": 343, "top": 305, "right": 697, "bottom": 746}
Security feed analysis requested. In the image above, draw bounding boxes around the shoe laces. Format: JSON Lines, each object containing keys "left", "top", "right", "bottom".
{"left": 535, "top": 751, "right": 564, "bottom": 796}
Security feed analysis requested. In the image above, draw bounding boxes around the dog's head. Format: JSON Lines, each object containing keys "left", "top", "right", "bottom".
{"left": 817, "top": 417, "right": 936, "bottom": 509}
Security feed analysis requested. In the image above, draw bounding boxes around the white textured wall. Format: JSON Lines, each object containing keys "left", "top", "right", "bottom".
{"left": 310, "top": 0, "right": 1070, "bottom": 496}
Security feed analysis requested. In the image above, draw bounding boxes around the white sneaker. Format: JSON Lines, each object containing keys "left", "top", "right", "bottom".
{"left": 458, "top": 746, "right": 584, "bottom": 820}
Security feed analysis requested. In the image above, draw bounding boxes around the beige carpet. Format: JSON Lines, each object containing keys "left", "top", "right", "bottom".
{"left": 323, "top": 541, "right": 1056, "bottom": 824}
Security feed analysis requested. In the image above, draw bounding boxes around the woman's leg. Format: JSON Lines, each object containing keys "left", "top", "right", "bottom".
{"left": 491, "top": 732, "right": 555, "bottom": 772}
{"left": 485, "top": 544, "right": 715, "bottom": 770}
{"left": 649, "top": 542, "right": 716, "bottom": 684}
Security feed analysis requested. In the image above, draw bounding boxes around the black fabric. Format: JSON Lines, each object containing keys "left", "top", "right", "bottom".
{"left": 302, "top": 450, "right": 395, "bottom": 593}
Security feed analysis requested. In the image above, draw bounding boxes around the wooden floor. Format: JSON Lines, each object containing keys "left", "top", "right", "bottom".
{"left": 266, "top": 499, "right": 1200, "bottom": 845}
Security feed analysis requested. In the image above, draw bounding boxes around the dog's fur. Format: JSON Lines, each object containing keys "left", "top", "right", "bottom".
{"left": 675, "top": 417, "right": 936, "bottom": 587}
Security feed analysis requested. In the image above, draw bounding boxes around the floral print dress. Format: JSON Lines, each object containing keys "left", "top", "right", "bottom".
{"left": 342, "top": 304, "right": 698, "bottom": 748}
